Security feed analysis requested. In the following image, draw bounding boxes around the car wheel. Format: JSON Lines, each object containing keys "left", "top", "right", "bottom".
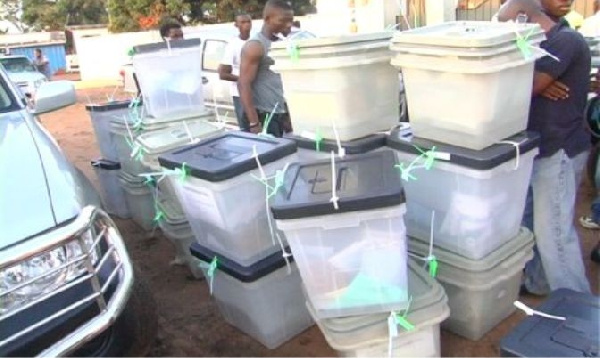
{"left": 119, "top": 269, "right": 158, "bottom": 357}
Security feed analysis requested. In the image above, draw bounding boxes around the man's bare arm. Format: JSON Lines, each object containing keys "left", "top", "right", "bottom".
{"left": 218, "top": 64, "right": 238, "bottom": 82}
{"left": 238, "top": 41, "right": 263, "bottom": 132}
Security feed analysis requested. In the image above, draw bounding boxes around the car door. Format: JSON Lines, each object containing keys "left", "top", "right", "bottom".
{"left": 201, "top": 38, "right": 235, "bottom": 123}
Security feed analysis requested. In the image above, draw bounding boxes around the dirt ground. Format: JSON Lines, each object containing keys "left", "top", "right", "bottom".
{"left": 41, "top": 76, "right": 599, "bottom": 357}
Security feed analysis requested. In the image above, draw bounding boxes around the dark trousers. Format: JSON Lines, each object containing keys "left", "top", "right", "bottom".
{"left": 242, "top": 110, "right": 292, "bottom": 138}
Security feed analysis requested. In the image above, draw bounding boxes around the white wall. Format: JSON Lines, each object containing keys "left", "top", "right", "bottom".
{"left": 425, "top": 0, "right": 457, "bottom": 25}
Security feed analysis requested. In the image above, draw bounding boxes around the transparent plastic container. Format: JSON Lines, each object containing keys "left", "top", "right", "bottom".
{"left": 408, "top": 227, "right": 535, "bottom": 341}
{"left": 387, "top": 129, "right": 539, "bottom": 260}
{"left": 117, "top": 171, "right": 156, "bottom": 231}
{"left": 271, "top": 151, "right": 409, "bottom": 318}
{"left": 158, "top": 200, "right": 204, "bottom": 279}
{"left": 308, "top": 260, "right": 449, "bottom": 357}
{"left": 91, "top": 159, "right": 131, "bottom": 219}
{"left": 159, "top": 132, "right": 297, "bottom": 267}
{"left": 191, "top": 244, "right": 313, "bottom": 349}
{"left": 133, "top": 39, "right": 205, "bottom": 120}
{"left": 86, "top": 101, "right": 132, "bottom": 161}
{"left": 390, "top": 22, "right": 544, "bottom": 150}
{"left": 271, "top": 32, "right": 399, "bottom": 141}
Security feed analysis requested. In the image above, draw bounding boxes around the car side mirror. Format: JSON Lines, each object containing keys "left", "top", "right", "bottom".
{"left": 33, "top": 81, "right": 76, "bottom": 114}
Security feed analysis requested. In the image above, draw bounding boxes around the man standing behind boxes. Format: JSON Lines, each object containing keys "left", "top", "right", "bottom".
{"left": 498, "top": 0, "right": 592, "bottom": 295}
{"left": 219, "top": 14, "right": 253, "bottom": 131}
{"left": 238, "top": 0, "right": 294, "bottom": 137}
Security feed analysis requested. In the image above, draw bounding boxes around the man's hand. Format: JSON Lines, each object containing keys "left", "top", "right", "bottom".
{"left": 541, "top": 80, "right": 569, "bottom": 101}
{"left": 248, "top": 121, "right": 263, "bottom": 134}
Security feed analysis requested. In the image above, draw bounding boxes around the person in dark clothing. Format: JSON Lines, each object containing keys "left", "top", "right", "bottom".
{"left": 499, "top": 0, "right": 592, "bottom": 294}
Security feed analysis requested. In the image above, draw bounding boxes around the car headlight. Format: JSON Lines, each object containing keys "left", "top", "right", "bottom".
{"left": 0, "top": 228, "right": 100, "bottom": 315}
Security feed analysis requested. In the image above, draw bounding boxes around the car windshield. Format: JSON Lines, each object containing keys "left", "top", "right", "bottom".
{"left": 0, "top": 57, "right": 37, "bottom": 73}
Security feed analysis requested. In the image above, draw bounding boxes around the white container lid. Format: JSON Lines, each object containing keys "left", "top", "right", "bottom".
{"left": 408, "top": 227, "right": 534, "bottom": 274}
{"left": 136, "top": 119, "right": 223, "bottom": 156}
{"left": 390, "top": 32, "right": 545, "bottom": 58}
{"left": 157, "top": 196, "right": 187, "bottom": 224}
{"left": 271, "top": 31, "right": 393, "bottom": 51}
{"left": 305, "top": 260, "right": 450, "bottom": 350}
{"left": 391, "top": 21, "right": 543, "bottom": 48}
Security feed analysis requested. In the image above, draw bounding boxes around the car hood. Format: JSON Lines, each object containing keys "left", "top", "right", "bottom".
{"left": 0, "top": 110, "right": 86, "bottom": 249}
{"left": 7, "top": 72, "right": 46, "bottom": 83}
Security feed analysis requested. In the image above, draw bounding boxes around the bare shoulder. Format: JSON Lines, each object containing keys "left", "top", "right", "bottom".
{"left": 242, "top": 40, "right": 264, "bottom": 60}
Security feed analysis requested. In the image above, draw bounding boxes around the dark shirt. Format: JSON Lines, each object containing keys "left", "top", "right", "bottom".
{"left": 528, "top": 21, "right": 591, "bottom": 158}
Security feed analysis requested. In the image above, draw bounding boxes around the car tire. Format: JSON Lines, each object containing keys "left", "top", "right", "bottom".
{"left": 119, "top": 269, "right": 158, "bottom": 357}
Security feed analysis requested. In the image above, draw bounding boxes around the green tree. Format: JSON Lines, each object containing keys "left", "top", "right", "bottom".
{"left": 106, "top": 0, "right": 316, "bottom": 32}
{"left": 107, "top": 0, "right": 189, "bottom": 32}
{"left": 21, "top": 0, "right": 108, "bottom": 31}
{"left": 0, "top": 0, "right": 28, "bottom": 32}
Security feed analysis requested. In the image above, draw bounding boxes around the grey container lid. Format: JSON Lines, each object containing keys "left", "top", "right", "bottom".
{"left": 158, "top": 131, "right": 297, "bottom": 182}
{"left": 500, "top": 289, "right": 599, "bottom": 357}
{"left": 316, "top": 259, "right": 447, "bottom": 333}
{"left": 85, "top": 100, "right": 133, "bottom": 112}
{"left": 270, "top": 150, "right": 405, "bottom": 220}
{"left": 284, "top": 133, "right": 386, "bottom": 155}
{"left": 91, "top": 159, "right": 121, "bottom": 170}
{"left": 386, "top": 129, "right": 540, "bottom": 171}
{"left": 391, "top": 21, "right": 543, "bottom": 48}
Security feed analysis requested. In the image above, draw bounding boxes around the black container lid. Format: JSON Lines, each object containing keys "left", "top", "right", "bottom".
{"left": 190, "top": 242, "right": 294, "bottom": 283}
{"left": 386, "top": 129, "right": 540, "bottom": 170}
{"left": 133, "top": 38, "right": 201, "bottom": 55}
{"left": 284, "top": 133, "right": 386, "bottom": 155}
{"left": 500, "top": 289, "right": 599, "bottom": 357}
{"left": 158, "top": 131, "right": 297, "bottom": 182}
{"left": 270, "top": 150, "right": 405, "bottom": 220}
{"left": 91, "top": 159, "right": 121, "bottom": 170}
{"left": 85, "top": 100, "right": 133, "bottom": 112}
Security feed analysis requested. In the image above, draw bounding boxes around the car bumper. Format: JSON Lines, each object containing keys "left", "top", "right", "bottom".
{"left": 0, "top": 207, "right": 135, "bottom": 357}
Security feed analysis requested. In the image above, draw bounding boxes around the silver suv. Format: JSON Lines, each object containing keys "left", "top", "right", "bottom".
{"left": 0, "top": 67, "right": 157, "bottom": 356}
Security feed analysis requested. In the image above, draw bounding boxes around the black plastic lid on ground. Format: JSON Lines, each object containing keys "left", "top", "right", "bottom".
{"left": 158, "top": 131, "right": 297, "bottom": 182}
{"left": 500, "top": 289, "right": 599, "bottom": 357}
{"left": 284, "top": 133, "right": 386, "bottom": 155}
{"left": 85, "top": 100, "right": 133, "bottom": 112}
{"left": 91, "top": 159, "right": 121, "bottom": 170}
{"left": 190, "top": 242, "right": 294, "bottom": 283}
{"left": 270, "top": 150, "right": 405, "bottom": 220}
{"left": 386, "top": 129, "right": 540, "bottom": 170}
{"left": 133, "top": 38, "right": 201, "bottom": 55}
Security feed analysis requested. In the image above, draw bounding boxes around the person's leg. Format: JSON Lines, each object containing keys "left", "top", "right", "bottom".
{"left": 232, "top": 96, "right": 248, "bottom": 131}
{"left": 524, "top": 150, "right": 591, "bottom": 294}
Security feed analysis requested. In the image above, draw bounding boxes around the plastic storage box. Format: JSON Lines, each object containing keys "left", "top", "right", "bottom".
{"left": 133, "top": 39, "right": 205, "bottom": 120}
{"left": 408, "top": 227, "right": 535, "bottom": 341}
{"left": 271, "top": 32, "right": 399, "bottom": 141}
{"left": 190, "top": 243, "right": 313, "bottom": 349}
{"left": 91, "top": 159, "right": 131, "bottom": 219}
{"left": 308, "top": 260, "right": 449, "bottom": 357}
{"left": 284, "top": 132, "right": 387, "bottom": 162}
{"left": 86, "top": 101, "right": 132, "bottom": 161}
{"left": 158, "top": 197, "right": 204, "bottom": 279}
{"left": 271, "top": 150, "right": 409, "bottom": 318}
{"left": 138, "top": 117, "right": 223, "bottom": 212}
{"left": 387, "top": 129, "right": 539, "bottom": 260}
{"left": 117, "top": 171, "right": 156, "bottom": 231}
{"left": 390, "top": 22, "right": 544, "bottom": 150}
{"left": 500, "top": 289, "right": 599, "bottom": 357}
{"left": 158, "top": 132, "right": 297, "bottom": 266}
